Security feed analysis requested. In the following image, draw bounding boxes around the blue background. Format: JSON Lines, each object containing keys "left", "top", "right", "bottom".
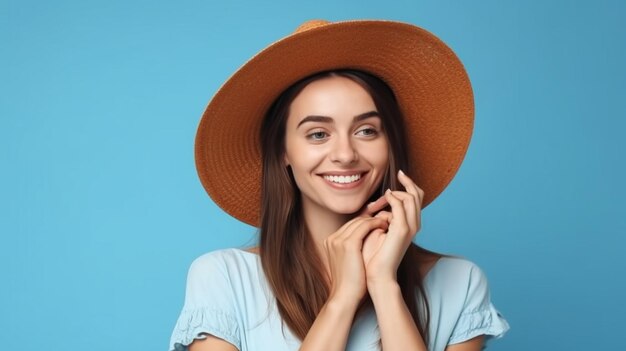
{"left": 2, "top": 0, "right": 624, "bottom": 349}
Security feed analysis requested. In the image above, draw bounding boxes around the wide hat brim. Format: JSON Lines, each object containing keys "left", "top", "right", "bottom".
{"left": 195, "top": 19, "right": 474, "bottom": 227}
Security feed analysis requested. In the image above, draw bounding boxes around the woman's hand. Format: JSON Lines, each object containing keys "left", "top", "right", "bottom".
{"left": 361, "top": 170, "right": 424, "bottom": 288}
{"left": 324, "top": 216, "right": 389, "bottom": 307}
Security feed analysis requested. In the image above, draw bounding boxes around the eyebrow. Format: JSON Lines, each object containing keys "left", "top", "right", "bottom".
{"left": 296, "top": 111, "right": 380, "bottom": 129}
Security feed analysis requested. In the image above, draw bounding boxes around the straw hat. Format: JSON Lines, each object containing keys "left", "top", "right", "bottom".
{"left": 195, "top": 19, "right": 474, "bottom": 227}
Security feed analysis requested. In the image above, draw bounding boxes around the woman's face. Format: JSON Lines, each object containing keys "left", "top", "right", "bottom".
{"left": 284, "top": 76, "right": 389, "bottom": 218}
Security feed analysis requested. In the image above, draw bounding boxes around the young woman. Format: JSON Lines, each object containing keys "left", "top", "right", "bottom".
{"left": 170, "top": 20, "right": 509, "bottom": 351}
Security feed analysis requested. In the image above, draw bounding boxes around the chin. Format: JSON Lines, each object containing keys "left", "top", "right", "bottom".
{"left": 329, "top": 203, "right": 367, "bottom": 216}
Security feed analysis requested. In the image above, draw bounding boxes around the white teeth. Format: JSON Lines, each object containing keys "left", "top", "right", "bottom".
{"left": 323, "top": 174, "right": 361, "bottom": 184}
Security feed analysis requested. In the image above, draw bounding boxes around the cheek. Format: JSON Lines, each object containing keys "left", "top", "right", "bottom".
{"left": 370, "top": 143, "right": 390, "bottom": 186}
{"left": 289, "top": 154, "right": 324, "bottom": 175}
{"left": 285, "top": 144, "right": 323, "bottom": 181}
{"left": 374, "top": 149, "right": 389, "bottom": 166}
{"left": 283, "top": 138, "right": 301, "bottom": 166}
{"left": 286, "top": 142, "right": 326, "bottom": 169}
{"left": 370, "top": 140, "right": 390, "bottom": 167}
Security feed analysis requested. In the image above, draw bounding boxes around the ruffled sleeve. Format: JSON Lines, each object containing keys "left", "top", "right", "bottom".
{"left": 169, "top": 252, "right": 241, "bottom": 351}
{"left": 448, "top": 263, "right": 510, "bottom": 346}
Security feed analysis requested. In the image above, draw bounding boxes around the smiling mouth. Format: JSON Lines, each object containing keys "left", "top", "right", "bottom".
{"left": 322, "top": 173, "right": 363, "bottom": 184}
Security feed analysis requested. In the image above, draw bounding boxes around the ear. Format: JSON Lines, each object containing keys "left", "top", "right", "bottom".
{"left": 283, "top": 153, "right": 290, "bottom": 167}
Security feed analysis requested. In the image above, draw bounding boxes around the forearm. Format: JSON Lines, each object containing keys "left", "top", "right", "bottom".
{"left": 369, "top": 282, "right": 427, "bottom": 351}
{"left": 299, "top": 297, "right": 358, "bottom": 351}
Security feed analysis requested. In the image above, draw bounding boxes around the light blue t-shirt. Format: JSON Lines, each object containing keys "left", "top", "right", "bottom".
{"left": 169, "top": 248, "right": 509, "bottom": 351}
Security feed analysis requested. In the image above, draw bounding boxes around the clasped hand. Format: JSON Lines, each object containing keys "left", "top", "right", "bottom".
{"left": 323, "top": 170, "right": 425, "bottom": 305}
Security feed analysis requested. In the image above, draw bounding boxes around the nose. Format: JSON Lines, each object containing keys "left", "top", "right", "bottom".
{"left": 330, "top": 136, "right": 358, "bottom": 164}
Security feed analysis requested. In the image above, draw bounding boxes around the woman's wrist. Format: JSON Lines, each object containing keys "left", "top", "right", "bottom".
{"left": 366, "top": 279, "right": 401, "bottom": 302}
{"left": 300, "top": 292, "right": 360, "bottom": 351}
{"left": 326, "top": 291, "right": 362, "bottom": 313}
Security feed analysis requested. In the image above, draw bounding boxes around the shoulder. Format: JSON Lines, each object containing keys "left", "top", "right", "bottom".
{"left": 188, "top": 248, "right": 259, "bottom": 279}
{"left": 184, "top": 248, "right": 261, "bottom": 305}
{"left": 427, "top": 256, "right": 488, "bottom": 285}
{"left": 171, "top": 249, "right": 254, "bottom": 350}
{"left": 425, "top": 256, "right": 510, "bottom": 346}
{"left": 425, "top": 256, "right": 493, "bottom": 311}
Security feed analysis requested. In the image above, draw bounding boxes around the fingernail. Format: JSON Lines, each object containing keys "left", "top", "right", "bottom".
{"left": 385, "top": 188, "right": 391, "bottom": 194}
{"left": 398, "top": 169, "right": 405, "bottom": 176}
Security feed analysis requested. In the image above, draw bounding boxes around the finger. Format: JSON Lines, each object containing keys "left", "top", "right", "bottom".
{"left": 396, "top": 171, "right": 424, "bottom": 234}
{"left": 383, "top": 190, "right": 416, "bottom": 252}
{"left": 389, "top": 190, "right": 418, "bottom": 234}
{"left": 341, "top": 216, "right": 388, "bottom": 240}
{"left": 362, "top": 228, "right": 385, "bottom": 265}
{"left": 384, "top": 189, "right": 408, "bottom": 232}
{"left": 359, "top": 195, "right": 389, "bottom": 217}
{"left": 398, "top": 170, "right": 425, "bottom": 206}
{"left": 337, "top": 216, "right": 374, "bottom": 240}
{"left": 374, "top": 210, "right": 392, "bottom": 222}
{"left": 338, "top": 217, "right": 389, "bottom": 247}
{"left": 325, "top": 216, "right": 364, "bottom": 249}
{"left": 368, "top": 228, "right": 386, "bottom": 236}
{"left": 353, "top": 217, "right": 388, "bottom": 240}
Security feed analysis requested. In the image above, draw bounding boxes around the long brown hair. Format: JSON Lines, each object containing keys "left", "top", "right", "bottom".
{"left": 259, "top": 69, "right": 433, "bottom": 343}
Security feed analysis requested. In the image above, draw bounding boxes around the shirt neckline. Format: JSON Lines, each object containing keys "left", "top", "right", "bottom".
{"left": 233, "top": 247, "right": 448, "bottom": 280}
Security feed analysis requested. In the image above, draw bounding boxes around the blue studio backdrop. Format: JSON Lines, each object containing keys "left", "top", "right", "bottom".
{"left": 1, "top": 0, "right": 625, "bottom": 350}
